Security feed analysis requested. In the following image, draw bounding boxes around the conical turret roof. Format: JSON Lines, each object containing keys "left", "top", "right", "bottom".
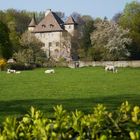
{"left": 28, "top": 15, "right": 37, "bottom": 27}
{"left": 65, "top": 16, "right": 77, "bottom": 25}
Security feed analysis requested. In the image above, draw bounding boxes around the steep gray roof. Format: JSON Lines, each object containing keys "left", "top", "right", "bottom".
{"left": 33, "top": 11, "right": 64, "bottom": 33}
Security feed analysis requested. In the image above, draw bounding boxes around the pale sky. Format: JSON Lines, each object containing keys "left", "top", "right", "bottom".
{"left": 0, "top": 0, "right": 139, "bottom": 19}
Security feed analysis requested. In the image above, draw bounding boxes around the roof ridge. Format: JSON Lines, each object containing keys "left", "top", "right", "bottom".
{"left": 50, "top": 12, "right": 64, "bottom": 30}
{"left": 33, "top": 10, "right": 64, "bottom": 33}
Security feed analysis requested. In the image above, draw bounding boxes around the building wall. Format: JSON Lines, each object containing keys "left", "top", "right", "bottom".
{"left": 65, "top": 25, "right": 75, "bottom": 36}
{"left": 35, "top": 31, "right": 71, "bottom": 61}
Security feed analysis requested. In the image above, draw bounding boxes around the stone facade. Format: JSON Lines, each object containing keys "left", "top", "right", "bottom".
{"left": 28, "top": 9, "right": 77, "bottom": 61}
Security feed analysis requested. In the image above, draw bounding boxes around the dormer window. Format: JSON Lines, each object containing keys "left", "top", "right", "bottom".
{"left": 49, "top": 24, "right": 54, "bottom": 28}
{"left": 42, "top": 24, "right": 46, "bottom": 28}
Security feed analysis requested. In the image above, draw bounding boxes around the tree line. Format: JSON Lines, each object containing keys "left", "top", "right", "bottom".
{"left": 0, "top": 1, "right": 140, "bottom": 66}
{"left": 72, "top": 1, "right": 140, "bottom": 61}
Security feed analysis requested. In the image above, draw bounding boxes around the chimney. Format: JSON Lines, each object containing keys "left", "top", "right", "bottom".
{"left": 45, "top": 9, "right": 51, "bottom": 16}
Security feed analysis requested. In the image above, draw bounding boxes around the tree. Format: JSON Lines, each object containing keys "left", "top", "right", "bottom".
{"left": 7, "top": 21, "right": 21, "bottom": 52}
{"left": 0, "top": 58, "right": 6, "bottom": 71}
{"left": 0, "top": 21, "right": 13, "bottom": 59}
{"left": 0, "top": 9, "right": 31, "bottom": 52}
{"left": 90, "top": 20, "right": 132, "bottom": 61}
{"left": 119, "top": 1, "right": 140, "bottom": 59}
{"left": 5, "top": 9, "right": 31, "bottom": 34}
{"left": 69, "top": 13, "right": 95, "bottom": 60}
{"left": 55, "top": 11, "right": 65, "bottom": 19}
{"left": 34, "top": 11, "right": 45, "bottom": 23}
{"left": 80, "top": 19, "right": 95, "bottom": 59}
{"left": 112, "top": 12, "right": 122, "bottom": 23}
{"left": 14, "top": 31, "right": 46, "bottom": 65}
{"left": 71, "top": 12, "right": 82, "bottom": 23}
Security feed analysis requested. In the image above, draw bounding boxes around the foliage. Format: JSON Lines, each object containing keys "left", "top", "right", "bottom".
{"left": 0, "top": 9, "right": 31, "bottom": 52}
{"left": 71, "top": 12, "right": 84, "bottom": 25}
{"left": 0, "top": 101, "right": 140, "bottom": 139}
{"left": 43, "top": 59, "right": 68, "bottom": 68}
{"left": 55, "top": 11, "right": 65, "bottom": 19}
{"left": 112, "top": 12, "right": 122, "bottom": 23}
{"left": 0, "top": 58, "right": 6, "bottom": 71}
{"left": 7, "top": 63, "right": 34, "bottom": 70}
{"left": 119, "top": 1, "right": 140, "bottom": 59}
{"left": 70, "top": 15, "right": 95, "bottom": 61}
{"left": 90, "top": 20, "right": 132, "bottom": 61}
{"left": 80, "top": 19, "right": 95, "bottom": 59}
{"left": 71, "top": 30, "right": 81, "bottom": 60}
{"left": 14, "top": 31, "right": 46, "bottom": 66}
{"left": 7, "top": 20, "right": 20, "bottom": 52}
{"left": 0, "top": 9, "right": 31, "bottom": 34}
{"left": 13, "top": 49, "right": 34, "bottom": 64}
{"left": 0, "top": 21, "right": 13, "bottom": 59}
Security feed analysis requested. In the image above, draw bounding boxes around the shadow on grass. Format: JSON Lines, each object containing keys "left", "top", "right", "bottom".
{"left": 0, "top": 93, "right": 140, "bottom": 122}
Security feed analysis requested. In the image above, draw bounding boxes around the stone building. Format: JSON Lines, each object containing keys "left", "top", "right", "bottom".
{"left": 28, "top": 9, "right": 77, "bottom": 61}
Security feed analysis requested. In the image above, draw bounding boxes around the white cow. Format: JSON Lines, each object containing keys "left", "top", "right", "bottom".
{"left": 7, "top": 69, "right": 21, "bottom": 74}
{"left": 15, "top": 71, "right": 21, "bottom": 74}
{"left": 45, "top": 69, "right": 55, "bottom": 74}
{"left": 7, "top": 69, "right": 16, "bottom": 73}
{"left": 105, "top": 65, "right": 118, "bottom": 73}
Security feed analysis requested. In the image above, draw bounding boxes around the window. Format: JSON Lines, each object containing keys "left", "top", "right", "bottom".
{"left": 50, "top": 24, "right": 54, "bottom": 28}
{"left": 42, "top": 24, "right": 46, "bottom": 28}
{"left": 69, "top": 25, "right": 71, "bottom": 29}
{"left": 56, "top": 42, "right": 59, "bottom": 46}
{"left": 49, "top": 42, "right": 52, "bottom": 47}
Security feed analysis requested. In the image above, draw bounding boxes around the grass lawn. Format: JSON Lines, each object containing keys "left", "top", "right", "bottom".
{"left": 0, "top": 67, "right": 140, "bottom": 121}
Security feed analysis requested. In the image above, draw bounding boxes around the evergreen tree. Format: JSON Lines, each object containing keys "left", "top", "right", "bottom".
{"left": 79, "top": 19, "right": 94, "bottom": 60}
{"left": 0, "top": 21, "right": 12, "bottom": 59}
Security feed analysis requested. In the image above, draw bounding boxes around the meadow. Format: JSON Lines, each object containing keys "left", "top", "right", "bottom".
{"left": 0, "top": 67, "right": 140, "bottom": 122}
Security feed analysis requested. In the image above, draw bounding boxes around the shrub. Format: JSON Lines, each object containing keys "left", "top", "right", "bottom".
{"left": 0, "top": 101, "right": 140, "bottom": 139}
{"left": 43, "top": 59, "right": 68, "bottom": 68}
{"left": 0, "top": 58, "right": 6, "bottom": 71}
{"left": 7, "top": 63, "right": 34, "bottom": 70}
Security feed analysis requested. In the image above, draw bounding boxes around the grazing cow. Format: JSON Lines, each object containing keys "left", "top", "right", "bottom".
{"left": 7, "top": 69, "right": 16, "bottom": 73}
{"left": 105, "top": 65, "right": 118, "bottom": 73}
{"left": 7, "top": 69, "right": 21, "bottom": 74}
{"left": 15, "top": 71, "right": 21, "bottom": 74}
{"left": 45, "top": 69, "right": 55, "bottom": 74}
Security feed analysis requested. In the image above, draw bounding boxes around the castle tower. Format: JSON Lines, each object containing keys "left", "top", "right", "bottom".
{"left": 64, "top": 16, "right": 77, "bottom": 36}
{"left": 28, "top": 14, "right": 37, "bottom": 31}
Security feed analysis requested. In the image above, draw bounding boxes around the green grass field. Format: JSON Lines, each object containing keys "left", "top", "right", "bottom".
{"left": 0, "top": 67, "right": 140, "bottom": 121}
